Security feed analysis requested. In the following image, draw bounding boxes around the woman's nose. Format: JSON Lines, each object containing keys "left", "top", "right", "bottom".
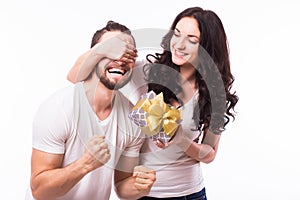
{"left": 174, "top": 36, "right": 186, "bottom": 49}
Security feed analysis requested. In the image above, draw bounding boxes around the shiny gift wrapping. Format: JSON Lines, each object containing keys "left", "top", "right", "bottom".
{"left": 128, "top": 91, "right": 181, "bottom": 143}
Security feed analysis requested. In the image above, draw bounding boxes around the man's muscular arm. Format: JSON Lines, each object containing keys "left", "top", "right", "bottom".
{"left": 30, "top": 135, "right": 110, "bottom": 200}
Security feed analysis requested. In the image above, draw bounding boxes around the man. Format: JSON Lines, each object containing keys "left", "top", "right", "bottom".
{"left": 67, "top": 23, "right": 149, "bottom": 104}
{"left": 26, "top": 21, "right": 156, "bottom": 200}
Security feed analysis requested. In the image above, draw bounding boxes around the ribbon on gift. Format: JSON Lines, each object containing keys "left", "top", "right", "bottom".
{"left": 130, "top": 91, "right": 181, "bottom": 137}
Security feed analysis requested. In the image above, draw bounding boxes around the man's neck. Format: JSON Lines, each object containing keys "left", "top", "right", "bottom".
{"left": 84, "top": 78, "right": 115, "bottom": 121}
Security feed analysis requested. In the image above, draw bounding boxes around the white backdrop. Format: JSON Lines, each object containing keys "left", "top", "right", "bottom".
{"left": 1, "top": 0, "right": 299, "bottom": 199}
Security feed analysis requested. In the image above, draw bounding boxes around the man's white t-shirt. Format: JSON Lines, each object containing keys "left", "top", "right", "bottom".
{"left": 26, "top": 82, "right": 144, "bottom": 200}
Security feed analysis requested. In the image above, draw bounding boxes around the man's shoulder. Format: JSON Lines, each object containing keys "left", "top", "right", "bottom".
{"left": 37, "top": 84, "right": 75, "bottom": 113}
{"left": 115, "top": 91, "right": 132, "bottom": 106}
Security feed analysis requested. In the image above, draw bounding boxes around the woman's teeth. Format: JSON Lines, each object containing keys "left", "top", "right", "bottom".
{"left": 175, "top": 50, "right": 186, "bottom": 56}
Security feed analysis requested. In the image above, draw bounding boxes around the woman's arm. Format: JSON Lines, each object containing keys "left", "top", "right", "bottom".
{"left": 184, "top": 130, "right": 221, "bottom": 163}
{"left": 67, "top": 50, "right": 93, "bottom": 83}
{"left": 67, "top": 35, "right": 137, "bottom": 83}
{"left": 155, "top": 128, "right": 221, "bottom": 164}
{"left": 175, "top": 128, "right": 221, "bottom": 163}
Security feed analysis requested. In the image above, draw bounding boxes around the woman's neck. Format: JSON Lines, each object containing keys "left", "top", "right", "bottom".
{"left": 179, "top": 64, "right": 198, "bottom": 103}
{"left": 180, "top": 64, "right": 197, "bottom": 90}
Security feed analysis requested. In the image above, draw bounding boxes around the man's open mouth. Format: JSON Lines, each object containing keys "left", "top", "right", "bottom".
{"left": 105, "top": 61, "right": 131, "bottom": 80}
{"left": 107, "top": 67, "right": 126, "bottom": 76}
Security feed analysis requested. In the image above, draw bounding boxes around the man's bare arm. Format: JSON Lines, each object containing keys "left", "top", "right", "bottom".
{"left": 114, "top": 157, "right": 156, "bottom": 200}
{"left": 30, "top": 135, "right": 110, "bottom": 199}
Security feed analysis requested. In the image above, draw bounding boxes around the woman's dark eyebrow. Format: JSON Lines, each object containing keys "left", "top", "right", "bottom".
{"left": 175, "top": 28, "right": 199, "bottom": 40}
{"left": 174, "top": 28, "right": 180, "bottom": 33}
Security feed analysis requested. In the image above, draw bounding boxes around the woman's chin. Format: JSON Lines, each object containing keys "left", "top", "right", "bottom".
{"left": 172, "top": 57, "right": 187, "bottom": 66}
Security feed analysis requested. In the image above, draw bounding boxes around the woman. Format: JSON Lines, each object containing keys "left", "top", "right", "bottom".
{"left": 67, "top": 7, "right": 238, "bottom": 199}
{"left": 138, "top": 7, "right": 238, "bottom": 199}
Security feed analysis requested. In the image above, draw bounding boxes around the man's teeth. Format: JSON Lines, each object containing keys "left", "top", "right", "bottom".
{"left": 108, "top": 68, "right": 125, "bottom": 75}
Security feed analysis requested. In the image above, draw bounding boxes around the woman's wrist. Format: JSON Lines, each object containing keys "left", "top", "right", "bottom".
{"left": 173, "top": 127, "right": 193, "bottom": 151}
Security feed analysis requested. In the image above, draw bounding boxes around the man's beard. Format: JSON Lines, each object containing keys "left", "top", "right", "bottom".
{"left": 97, "top": 67, "right": 132, "bottom": 90}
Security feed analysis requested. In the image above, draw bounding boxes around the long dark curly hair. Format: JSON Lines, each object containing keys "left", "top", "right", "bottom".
{"left": 144, "top": 7, "right": 238, "bottom": 134}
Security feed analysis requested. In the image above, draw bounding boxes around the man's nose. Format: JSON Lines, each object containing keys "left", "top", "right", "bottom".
{"left": 114, "top": 60, "right": 125, "bottom": 66}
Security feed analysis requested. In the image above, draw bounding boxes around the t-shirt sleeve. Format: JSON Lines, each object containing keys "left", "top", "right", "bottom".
{"left": 32, "top": 95, "right": 71, "bottom": 154}
{"left": 121, "top": 120, "right": 145, "bottom": 158}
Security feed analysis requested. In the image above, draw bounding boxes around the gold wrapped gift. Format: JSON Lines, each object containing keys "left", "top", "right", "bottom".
{"left": 129, "top": 91, "right": 181, "bottom": 139}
